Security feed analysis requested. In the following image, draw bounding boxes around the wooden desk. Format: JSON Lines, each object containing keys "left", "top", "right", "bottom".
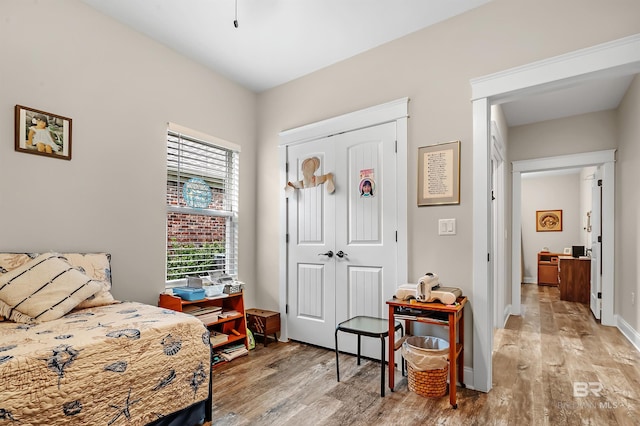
{"left": 538, "top": 252, "right": 563, "bottom": 286}
{"left": 387, "top": 296, "right": 467, "bottom": 409}
{"left": 558, "top": 256, "right": 591, "bottom": 304}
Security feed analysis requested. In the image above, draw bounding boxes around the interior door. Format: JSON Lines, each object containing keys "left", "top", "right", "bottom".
{"left": 590, "top": 168, "right": 602, "bottom": 319}
{"left": 286, "top": 138, "right": 336, "bottom": 349}
{"left": 286, "top": 123, "right": 398, "bottom": 357}
{"left": 334, "top": 123, "right": 397, "bottom": 357}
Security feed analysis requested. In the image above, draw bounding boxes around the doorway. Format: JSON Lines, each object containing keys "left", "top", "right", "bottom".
{"left": 471, "top": 34, "right": 640, "bottom": 393}
{"left": 278, "top": 98, "right": 409, "bottom": 359}
{"left": 511, "top": 151, "right": 615, "bottom": 323}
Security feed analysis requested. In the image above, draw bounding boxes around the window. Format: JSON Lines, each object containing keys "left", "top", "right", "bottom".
{"left": 166, "top": 124, "right": 239, "bottom": 283}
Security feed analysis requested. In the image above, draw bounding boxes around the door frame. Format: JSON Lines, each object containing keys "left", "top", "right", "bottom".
{"left": 491, "top": 121, "right": 507, "bottom": 328}
{"left": 471, "top": 33, "right": 640, "bottom": 393}
{"left": 278, "top": 98, "right": 409, "bottom": 342}
{"left": 511, "top": 150, "right": 615, "bottom": 320}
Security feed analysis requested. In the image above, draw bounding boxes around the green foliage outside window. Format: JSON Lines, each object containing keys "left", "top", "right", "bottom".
{"left": 167, "top": 241, "right": 225, "bottom": 281}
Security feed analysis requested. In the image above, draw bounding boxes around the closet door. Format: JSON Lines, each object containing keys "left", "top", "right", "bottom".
{"left": 334, "top": 122, "right": 398, "bottom": 357}
{"left": 286, "top": 122, "right": 398, "bottom": 358}
{"left": 286, "top": 137, "right": 337, "bottom": 348}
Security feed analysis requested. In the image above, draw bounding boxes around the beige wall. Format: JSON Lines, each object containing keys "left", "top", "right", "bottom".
{"left": 508, "top": 111, "right": 619, "bottom": 163}
{"left": 521, "top": 173, "right": 582, "bottom": 282}
{"left": 617, "top": 74, "right": 640, "bottom": 332}
{"left": 0, "top": 0, "right": 258, "bottom": 306}
{"left": 255, "top": 0, "right": 640, "bottom": 368}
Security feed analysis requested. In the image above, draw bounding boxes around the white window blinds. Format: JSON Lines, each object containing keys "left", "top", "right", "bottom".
{"left": 166, "top": 128, "right": 239, "bottom": 282}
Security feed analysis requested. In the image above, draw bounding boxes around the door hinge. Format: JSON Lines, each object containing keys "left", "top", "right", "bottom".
{"left": 395, "top": 140, "right": 398, "bottom": 153}
{"left": 597, "top": 292, "right": 602, "bottom": 299}
{"left": 285, "top": 304, "right": 289, "bottom": 314}
{"left": 491, "top": 190, "right": 495, "bottom": 201}
{"left": 395, "top": 231, "right": 398, "bottom": 242}
{"left": 598, "top": 179, "right": 603, "bottom": 187}
{"left": 598, "top": 236, "right": 602, "bottom": 243}
{"left": 286, "top": 233, "right": 289, "bottom": 243}
{"left": 488, "top": 253, "right": 490, "bottom": 262}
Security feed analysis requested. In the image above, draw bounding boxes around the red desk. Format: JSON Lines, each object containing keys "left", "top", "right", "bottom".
{"left": 387, "top": 296, "right": 467, "bottom": 408}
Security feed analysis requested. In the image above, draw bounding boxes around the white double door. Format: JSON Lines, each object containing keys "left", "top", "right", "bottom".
{"left": 286, "top": 122, "right": 398, "bottom": 358}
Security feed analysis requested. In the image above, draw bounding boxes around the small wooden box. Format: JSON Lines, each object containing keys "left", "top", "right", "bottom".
{"left": 246, "top": 308, "right": 280, "bottom": 347}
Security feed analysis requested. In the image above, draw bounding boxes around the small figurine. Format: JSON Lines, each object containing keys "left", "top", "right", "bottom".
{"left": 285, "top": 157, "right": 335, "bottom": 194}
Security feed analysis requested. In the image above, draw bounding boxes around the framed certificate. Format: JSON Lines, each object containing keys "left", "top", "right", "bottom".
{"left": 418, "top": 140, "right": 460, "bottom": 206}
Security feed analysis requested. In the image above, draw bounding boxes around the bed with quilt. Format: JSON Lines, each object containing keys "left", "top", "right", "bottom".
{"left": 0, "top": 252, "right": 212, "bottom": 425}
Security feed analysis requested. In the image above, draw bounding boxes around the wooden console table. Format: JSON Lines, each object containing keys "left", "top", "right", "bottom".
{"left": 387, "top": 296, "right": 467, "bottom": 409}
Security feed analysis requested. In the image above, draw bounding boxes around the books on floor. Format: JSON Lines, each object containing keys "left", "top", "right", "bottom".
{"left": 219, "top": 343, "right": 248, "bottom": 361}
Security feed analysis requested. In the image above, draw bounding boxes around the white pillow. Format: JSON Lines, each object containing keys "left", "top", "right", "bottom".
{"left": 0, "top": 253, "right": 102, "bottom": 323}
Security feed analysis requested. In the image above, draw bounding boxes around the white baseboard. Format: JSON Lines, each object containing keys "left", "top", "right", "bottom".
{"left": 616, "top": 314, "right": 640, "bottom": 353}
{"left": 523, "top": 276, "right": 535, "bottom": 284}
{"left": 502, "top": 304, "right": 512, "bottom": 328}
{"left": 463, "top": 367, "right": 475, "bottom": 390}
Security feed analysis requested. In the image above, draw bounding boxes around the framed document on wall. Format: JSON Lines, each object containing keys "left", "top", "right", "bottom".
{"left": 418, "top": 140, "right": 460, "bottom": 206}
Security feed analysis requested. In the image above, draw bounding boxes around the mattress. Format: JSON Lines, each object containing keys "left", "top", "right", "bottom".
{"left": 0, "top": 301, "right": 211, "bottom": 425}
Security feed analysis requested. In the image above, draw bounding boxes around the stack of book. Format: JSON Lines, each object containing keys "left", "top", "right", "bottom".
{"left": 210, "top": 331, "right": 228, "bottom": 346}
{"left": 218, "top": 310, "right": 240, "bottom": 319}
{"left": 182, "top": 304, "right": 223, "bottom": 324}
{"left": 219, "top": 343, "right": 248, "bottom": 361}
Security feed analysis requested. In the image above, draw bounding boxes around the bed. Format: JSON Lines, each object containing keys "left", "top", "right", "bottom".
{"left": 0, "top": 252, "right": 212, "bottom": 425}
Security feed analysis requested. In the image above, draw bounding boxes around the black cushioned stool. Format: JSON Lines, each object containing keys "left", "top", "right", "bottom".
{"left": 335, "top": 316, "right": 403, "bottom": 397}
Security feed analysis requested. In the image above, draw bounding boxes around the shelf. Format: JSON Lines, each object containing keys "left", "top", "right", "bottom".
{"left": 212, "top": 333, "right": 246, "bottom": 349}
{"left": 158, "top": 291, "right": 248, "bottom": 354}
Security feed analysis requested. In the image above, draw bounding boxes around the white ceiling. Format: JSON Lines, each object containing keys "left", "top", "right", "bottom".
{"left": 81, "top": 0, "right": 635, "bottom": 126}
{"left": 81, "top": 0, "right": 492, "bottom": 92}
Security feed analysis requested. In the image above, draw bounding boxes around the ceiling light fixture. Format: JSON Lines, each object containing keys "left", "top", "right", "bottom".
{"left": 233, "top": 0, "right": 239, "bottom": 28}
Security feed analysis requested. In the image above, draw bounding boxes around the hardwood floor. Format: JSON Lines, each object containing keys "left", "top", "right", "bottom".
{"left": 211, "top": 284, "right": 639, "bottom": 425}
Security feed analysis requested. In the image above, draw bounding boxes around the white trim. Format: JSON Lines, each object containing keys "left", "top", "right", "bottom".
{"left": 472, "top": 33, "right": 640, "bottom": 394}
{"left": 278, "top": 145, "right": 288, "bottom": 341}
{"left": 616, "top": 315, "right": 640, "bottom": 353}
{"left": 278, "top": 98, "right": 410, "bottom": 343}
{"left": 491, "top": 121, "right": 506, "bottom": 330}
{"left": 512, "top": 150, "right": 615, "bottom": 172}
{"left": 471, "top": 33, "right": 640, "bottom": 102}
{"left": 279, "top": 97, "right": 409, "bottom": 145}
{"left": 472, "top": 97, "right": 492, "bottom": 393}
{"left": 511, "top": 171, "right": 522, "bottom": 316}
{"left": 168, "top": 122, "right": 241, "bottom": 152}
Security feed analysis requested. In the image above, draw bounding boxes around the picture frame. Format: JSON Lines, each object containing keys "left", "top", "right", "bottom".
{"left": 15, "top": 105, "right": 72, "bottom": 160}
{"left": 418, "top": 140, "right": 460, "bottom": 206}
{"left": 536, "top": 209, "right": 563, "bottom": 232}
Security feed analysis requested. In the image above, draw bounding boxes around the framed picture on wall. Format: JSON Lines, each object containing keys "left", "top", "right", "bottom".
{"left": 536, "top": 209, "right": 563, "bottom": 232}
{"left": 15, "top": 105, "right": 72, "bottom": 160}
{"left": 417, "top": 140, "right": 460, "bottom": 206}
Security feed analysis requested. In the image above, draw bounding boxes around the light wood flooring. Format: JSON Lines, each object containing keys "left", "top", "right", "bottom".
{"left": 210, "top": 284, "right": 639, "bottom": 425}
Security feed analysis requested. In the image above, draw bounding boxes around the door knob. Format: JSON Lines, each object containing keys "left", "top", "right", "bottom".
{"left": 318, "top": 250, "right": 334, "bottom": 258}
{"left": 336, "top": 250, "right": 348, "bottom": 258}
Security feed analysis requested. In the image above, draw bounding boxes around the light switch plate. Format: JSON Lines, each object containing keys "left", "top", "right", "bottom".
{"left": 438, "top": 218, "right": 456, "bottom": 235}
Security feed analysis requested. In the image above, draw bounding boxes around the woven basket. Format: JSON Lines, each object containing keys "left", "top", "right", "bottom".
{"left": 407, "top": 363, "right": 448, "bottom": 398}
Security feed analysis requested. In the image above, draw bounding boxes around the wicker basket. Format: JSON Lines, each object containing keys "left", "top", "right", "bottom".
{"left": 407, "top": 363, "right": 448, "bottom": 398}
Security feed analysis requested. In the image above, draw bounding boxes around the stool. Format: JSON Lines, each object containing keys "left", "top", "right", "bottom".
{"left": 335, "top": 316, "right": 403, "bottom": 397}
{"left": 246, "top": 308, "right": 281, "bottom": 347}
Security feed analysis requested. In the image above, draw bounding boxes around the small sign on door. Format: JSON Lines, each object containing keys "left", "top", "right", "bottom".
{"left": 359, "top": 169, "right": 375, "bottom": 197}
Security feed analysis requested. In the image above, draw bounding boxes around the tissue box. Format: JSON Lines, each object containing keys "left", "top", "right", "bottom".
{"left": 173, "top": 287, "right": 206, "bottom": 301}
